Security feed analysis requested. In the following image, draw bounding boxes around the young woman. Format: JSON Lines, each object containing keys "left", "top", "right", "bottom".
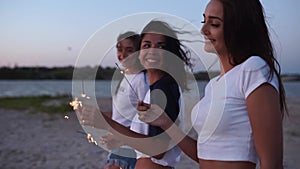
{"left": 129, "top": 20, "right": 192, "bottom": 169}
{"left": 102, "top": 31, "right": 148, "bottom": 169}
{"left": 78, "top": 20, "right": 192, "bottom": 169}
{"left": 137, "top": 0, "right": 287, "bottom": 169}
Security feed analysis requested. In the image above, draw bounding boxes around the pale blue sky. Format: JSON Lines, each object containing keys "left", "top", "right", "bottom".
{"left": 0, "top": 0, "right": 299, "bottom": 73}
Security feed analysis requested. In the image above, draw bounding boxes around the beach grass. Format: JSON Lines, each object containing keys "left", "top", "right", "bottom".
{"left": 0, "top": 95, "right": 72, "bottom": 114}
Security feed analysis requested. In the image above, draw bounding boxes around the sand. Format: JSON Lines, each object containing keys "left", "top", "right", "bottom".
{"left": 0, "top": 97, "right": 299, "bottom": 169}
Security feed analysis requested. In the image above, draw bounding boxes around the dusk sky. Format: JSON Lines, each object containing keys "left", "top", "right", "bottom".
{"left": 1, "top": 0, "right": 299, "bottom": 73}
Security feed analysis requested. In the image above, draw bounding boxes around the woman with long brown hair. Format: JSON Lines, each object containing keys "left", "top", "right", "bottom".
{"left": 137, "top": 0, "right": 287, "bottom": 169}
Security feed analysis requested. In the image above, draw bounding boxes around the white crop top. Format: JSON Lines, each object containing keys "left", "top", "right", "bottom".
{"left": 191, "top": 56, "right": 279, "bottom": 163}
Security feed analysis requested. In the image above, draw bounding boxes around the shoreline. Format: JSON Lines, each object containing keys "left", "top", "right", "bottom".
{"left": 0, "top": 96, "right": 299, "bottom": 169}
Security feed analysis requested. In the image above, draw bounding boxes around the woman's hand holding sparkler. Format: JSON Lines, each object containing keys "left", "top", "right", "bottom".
{"left": 100, "top": 132, "right": 124, "bottom": 150}
{"left": 77, "top": 104, "right": 109, "bottom": 130}
{"left": 70, "top": 96, "right": 109, "bottom": 130}
{"left": 137, "top": 101, "right": 172, "bottom": 130}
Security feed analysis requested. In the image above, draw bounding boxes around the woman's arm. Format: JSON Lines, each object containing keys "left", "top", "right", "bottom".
{"left": 246, "top": 83, "right": 283, "bottom": 169}
{"left": 78, "top": 106, "right": 170, "bottom": 157}
{"left": 138, "top": 103, "right": 198, "bottom": 162}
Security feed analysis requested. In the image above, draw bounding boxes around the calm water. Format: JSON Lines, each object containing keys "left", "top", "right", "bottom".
{"left": 0, "top": 80, "right": 299, "bottom": 98}
{"left": 0, "top": 80, "right": 111, "bottom": 98}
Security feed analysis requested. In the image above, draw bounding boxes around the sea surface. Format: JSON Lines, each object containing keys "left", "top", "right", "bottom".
{"left": 0, "top": 80, "right": 299, "bottom": 98}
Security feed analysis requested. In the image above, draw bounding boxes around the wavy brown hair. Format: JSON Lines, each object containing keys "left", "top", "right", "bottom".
{"left": 140, "top": 20, "right": 192, "bottom": 91}
{"left": 220, "top": 0, "right": 287, "bottom": 116}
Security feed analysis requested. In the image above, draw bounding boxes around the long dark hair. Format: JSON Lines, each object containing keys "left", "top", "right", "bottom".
{"left": 140, "top": 20, "right": 192, "bottom": 90}
{"left": 220, "top": 0, "right": 287, "bottom": 116}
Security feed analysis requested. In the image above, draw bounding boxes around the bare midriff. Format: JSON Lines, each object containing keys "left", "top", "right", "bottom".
{"left": 199, "top": 159, "right": 256, "bottom": 169}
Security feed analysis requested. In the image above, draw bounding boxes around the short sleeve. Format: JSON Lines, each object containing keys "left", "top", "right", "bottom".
{"left": 239, "top": 56, "right": 279, "bottom": 98}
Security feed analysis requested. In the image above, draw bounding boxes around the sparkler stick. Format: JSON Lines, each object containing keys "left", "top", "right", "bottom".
{"left": 82, "top": 80, "right": 85, "bottom": 94}
{"left": 81, "top": 80, "right": 87, "bottom": 98}
{"left": 115, "top": 63, "right": 139, "bottom": 100}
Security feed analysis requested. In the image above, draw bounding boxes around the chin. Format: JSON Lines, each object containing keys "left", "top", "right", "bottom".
{"left": 120, "top": 63, "right": 128, "bottom": 69}
{"left": 144, "top": 63, "right": 163, "bottom": 70}
{"left": 204, "top": 48, "right": 215, "bottom": 53}
{"left": 120, "top": 62, "right": 126, "bottom": 67}
{"left": 204, "top": 45, "right": 217, "bottom": 53}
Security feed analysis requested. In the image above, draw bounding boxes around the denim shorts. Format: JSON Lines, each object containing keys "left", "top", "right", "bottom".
{"left": 105, "top": 148, "right": 137, "bottom": 169}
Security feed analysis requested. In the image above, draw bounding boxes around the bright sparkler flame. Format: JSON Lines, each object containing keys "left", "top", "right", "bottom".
{"left": 69, "top": 97, "right": 82, "bottom": 110}
{"left": 87, "top": 133, "right": 98, "bottom": 145}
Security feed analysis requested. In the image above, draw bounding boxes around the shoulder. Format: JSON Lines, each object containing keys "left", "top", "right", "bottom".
{"left": 237, "top": 56, "right": 279, "bottom": 97}
{"left": 240, "top": 56, "right": 268, "bottom": 72}
{"left": 151, "top": 76, "right": 180, "bottom": 97}
{"left": 132, "top": 71, "right": 146, "bottom": 79}
{"left": 152, "top": 75, "right": 178, "bottom": 90}
{"left": 131, "top": 71, "right": 147, "bottom": 83}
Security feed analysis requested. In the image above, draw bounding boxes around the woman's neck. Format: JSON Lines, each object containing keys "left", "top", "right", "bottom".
{"left": 124, "top": 66, "right": 141, "bottom": 74}
{"left": 147, "top": 69, "right": 166, "bottom": 85}
{"left": 218, "top": 54, "right": 234, "bottom": 75}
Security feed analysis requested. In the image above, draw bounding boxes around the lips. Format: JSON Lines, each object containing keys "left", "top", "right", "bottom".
{"left": 204, "top": 38, "right": 215, "bottom": 43}
{"left": 145, "top": 58, "right": 159, "bottom": 63}
{"left": 203, "top": 35, "right": 213, "bottom": 42}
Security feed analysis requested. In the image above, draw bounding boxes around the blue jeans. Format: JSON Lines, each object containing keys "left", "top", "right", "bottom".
{"left": 105, "top": 148, "right": 136, "bottom": 169}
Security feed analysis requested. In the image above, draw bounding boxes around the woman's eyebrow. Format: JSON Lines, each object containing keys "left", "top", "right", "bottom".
{"left": 142, "top": 40, "right": 151, "bottom": 43}
{"left": 203, "top": 13, "right": 223, "bottom": 22}
{"left": 142, "top": 41, "right": 166, "bottom": 44}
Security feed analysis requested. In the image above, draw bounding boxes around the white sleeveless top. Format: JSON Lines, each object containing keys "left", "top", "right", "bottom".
{"left": 191, "top": 56, "right": 279, "bottom": 163}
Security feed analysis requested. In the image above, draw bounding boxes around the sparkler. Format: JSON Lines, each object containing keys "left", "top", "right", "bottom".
{"left": 69, "top": 97, "right": 82, "bottom": 110}
{"left": 68, "top": 81, "right": 100, "bottom": 145}
{"left": 81, "top": 80, "right": 88, "bottom": 98}
{"left": 77, "top": 130, "right": 98, "bottom": 145}
{"left": 115, "top": 63, "right": 139, "bottom": 100}
{"left": 69, "top": 80, "right": 91, "bottom": 110}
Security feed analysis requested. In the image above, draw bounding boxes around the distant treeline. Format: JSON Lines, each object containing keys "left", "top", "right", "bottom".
{"left": 0, "top": 66, "right": 216, "bottom": 81}
{"left": 0, "top": 66, "right": 113, "bottom": 80}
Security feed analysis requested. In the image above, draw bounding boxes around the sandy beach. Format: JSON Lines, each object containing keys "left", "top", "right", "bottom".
{"left": 0, "top": 97, "right": 299, "bottom": 169}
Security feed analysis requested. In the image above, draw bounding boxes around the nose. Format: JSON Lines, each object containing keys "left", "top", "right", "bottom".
{"left": 147, "top": 45, "right": 162, "bottom": 55}
{"left": 201, "top": 24, "right": 209, "bottom": 35}
{"left": 118, "top": 51, "right": 127, "bottom": 61}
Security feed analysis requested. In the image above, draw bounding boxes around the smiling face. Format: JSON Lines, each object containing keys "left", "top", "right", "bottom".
{"left": 201, "top": 0, "right": 227, "bottom": 56}
{"left": 116, "top": 39, "right": 138, "bottom": 68}
{"left": 139, "top": 33, "right": 167, "bottom": 70}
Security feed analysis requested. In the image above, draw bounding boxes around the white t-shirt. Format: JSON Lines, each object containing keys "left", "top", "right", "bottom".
{"left": 112, "top": 72, "right": 148, "bottom": 127}
{"left": 191, "top": 56, "right": 279, "bottom": 163}
{"left": 130, "top": 86, "right": 184, "bottom": 167}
